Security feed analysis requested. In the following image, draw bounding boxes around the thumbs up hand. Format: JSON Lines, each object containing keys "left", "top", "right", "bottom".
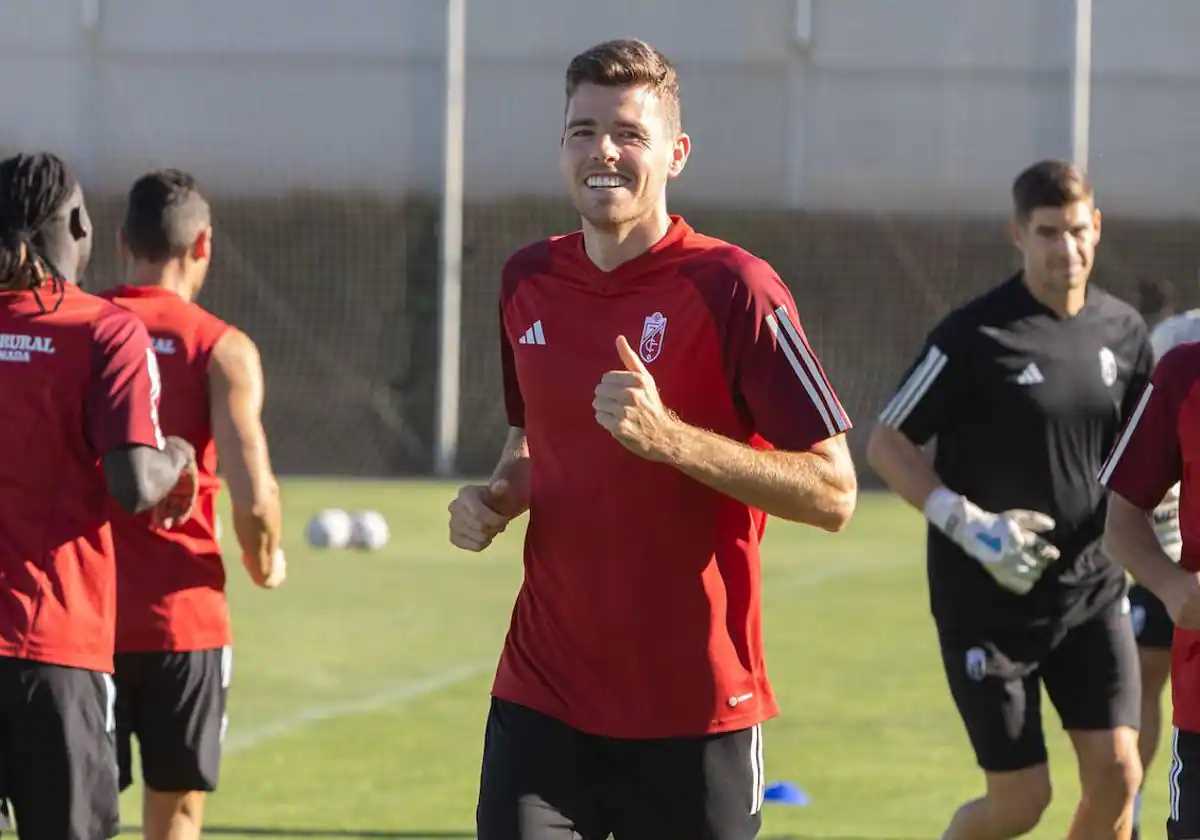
{"left": 593, "top": 335, "right": 680, "bottom": 462}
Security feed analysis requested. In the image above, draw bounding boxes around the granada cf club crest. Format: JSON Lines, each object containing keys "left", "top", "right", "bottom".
{"left": 639, "top": 312, "right": 667, "bottom": 363}
{"left": 1098, "top": 346, "right": 1118, "bottom": 387}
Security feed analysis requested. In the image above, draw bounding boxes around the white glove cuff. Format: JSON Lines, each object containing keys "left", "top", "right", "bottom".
{"left": 923, "top": 486, "right": 964, "bottom": 535}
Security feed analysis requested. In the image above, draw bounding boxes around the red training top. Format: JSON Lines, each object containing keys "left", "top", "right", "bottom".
{"left": 0, "top": 282, "right": 163, "bottom": 672}
{"left": 100, "top": 285, "right": 232, "bottom": 653}
{"left": 495, "top": 216, "right": 851, "bottom": 738}
{"left": 1099, "top": 342, "right": 1200, "bottom": 732}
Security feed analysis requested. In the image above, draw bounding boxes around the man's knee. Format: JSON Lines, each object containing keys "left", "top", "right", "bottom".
{"left": 988, "top": 774, "right": 1052, "bottom": 835}
{"left": 1080, "top": 742, "right": 1142, "bottom": 808}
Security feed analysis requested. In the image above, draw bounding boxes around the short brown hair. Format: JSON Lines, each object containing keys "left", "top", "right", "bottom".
{"left": 565, "top": 39, "right": 681, "bottom": 131}
{"left": 123, "top": 169, "right": 211, "bottom": 262}
{"left": 1012, "top": 159, "right": 1094, "bottom": 220}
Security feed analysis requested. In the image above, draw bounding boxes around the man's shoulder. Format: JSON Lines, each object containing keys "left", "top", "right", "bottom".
{"left": 674, "top": 232, "right": 785, "bottom": 299}
{"left": 1156, "top": 341, "right": 1200, "bottom": 390}
{"left": 924, "top": 283, "right": 1011, "bottom": 350}
{"left": 61, "top": 285, "right": 144, "bottom": 335}
{"left": 1086, "top": 284, "right": 1146, "bottom": 331}
{"left": 501, "top": 234, "right": 576, "bottom": 291}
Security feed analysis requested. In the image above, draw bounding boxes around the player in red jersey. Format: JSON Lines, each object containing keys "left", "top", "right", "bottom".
{"left": 1102, "top": 343, "right": 1200, "bottom": 839}
{"left": 448, "top": 40, "right": 857, "bottom": 839}
{"left": 101, "top": 170, "right": 284, "bottom": 840}
{"left": 0, "top": 152, "right": 195, "bottom": 840}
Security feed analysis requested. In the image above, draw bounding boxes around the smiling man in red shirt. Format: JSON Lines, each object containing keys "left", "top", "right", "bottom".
{"left": 448, "top": 39, "right": 857, "bottom": 840}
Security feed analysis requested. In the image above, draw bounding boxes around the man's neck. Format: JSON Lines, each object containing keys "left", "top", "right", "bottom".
{"left": 127, "top": 264, "right": 193, "bottom": 302}
{"left": 581, "top": 208, "right": 672, "bottom": 273}
{"left": 1022, "top": 272, "right": 1087, "bottom": 319}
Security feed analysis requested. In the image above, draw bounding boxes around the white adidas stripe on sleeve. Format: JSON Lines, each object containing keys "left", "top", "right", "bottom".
{"left": 765, "top": 312, "right": 838, "bottom": 436}
{"left": 879, "top": 346, "right": 948, "bottom": 429}
{"left": 1097, "top": 383, "right": 1155, "bottom": 486}
{"left": 772, "top": 306, "right": 851, "bottom": 433}
{"left": 763, "top": 307, "right": 849, "bottom": 432}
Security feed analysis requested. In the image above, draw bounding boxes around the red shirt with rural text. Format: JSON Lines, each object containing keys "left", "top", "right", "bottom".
{"left": 0, "top": 282, "right": 163, "bottom": 672}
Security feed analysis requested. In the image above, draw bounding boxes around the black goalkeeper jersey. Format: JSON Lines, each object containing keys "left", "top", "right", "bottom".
{"left": 881, "top": 274, "right": 1152, "bottom": 636}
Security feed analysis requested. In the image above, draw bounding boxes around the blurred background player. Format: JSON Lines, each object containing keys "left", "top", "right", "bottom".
{"left": 448, "top": 39, "right": 856, "bottom": 839}
{"left": 101, "top": 169, "right": 284, "bottom": 840}
{"left": 1101, "top": 330, "right": 1200, "bottom": 838}
{"left": 0, "top": 152, "right": 195, "bottom": 840}
{"left": 867, "top": 160, "right": 1152, "bottom": 839}
{"left": 1123, "top": 294, "right": 1200, "bottom": 838}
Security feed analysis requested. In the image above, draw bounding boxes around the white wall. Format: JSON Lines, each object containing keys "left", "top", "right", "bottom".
{"left": 0, "top": 0, "right": 1196, "bottom": 216}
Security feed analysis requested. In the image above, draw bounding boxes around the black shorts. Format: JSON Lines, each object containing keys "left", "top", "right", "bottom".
{"left": 1168, "top": 728, "right": 1200, "bottom": 838}
{"left": 0, "top": 656, "right": 120, "bottom": 840}
{"left": 477, "top": 698, "right": 764, "bottom": 840}
{"left": 939, "top": 596, "right": 1140, "bottom": 773}
{"left": 114, "top": 646, "right": 231, "bottom": 793}
{"left": 1131, "top": 583, "right": 1175, "bottom": 650}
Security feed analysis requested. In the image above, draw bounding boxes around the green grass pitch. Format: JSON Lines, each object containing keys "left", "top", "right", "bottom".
{"left": 115, "top": 480, "right": 1170, "bottom": 839}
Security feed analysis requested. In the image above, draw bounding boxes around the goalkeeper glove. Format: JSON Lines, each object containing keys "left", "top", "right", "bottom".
{"left": 924, "top": 487, "right": 1060, "bottom": 595}
{"left": 1153, "top": 483, "right": 1182, "bottom": 563}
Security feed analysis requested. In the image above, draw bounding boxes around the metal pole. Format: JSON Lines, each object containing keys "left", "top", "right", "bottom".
{"left": 435, "top": 0, "right": 465, "bottom": 476}
{"left": 1070, "top": 0, "right": 1092, "bottom": 170}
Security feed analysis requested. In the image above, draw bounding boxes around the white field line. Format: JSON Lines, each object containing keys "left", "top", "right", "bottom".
{"left": 224, "top": 557, "right": 913, "bottom": 754}
{"left": 225, "top": 661, "right": 492, "bottom": 755}
{"left": 769, "top": 554, "right": 918, "bottom": 590}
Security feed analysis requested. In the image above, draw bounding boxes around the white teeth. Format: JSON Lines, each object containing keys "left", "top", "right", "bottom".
{"left": 586, "top": 174, "right": 624, "bottom": 188}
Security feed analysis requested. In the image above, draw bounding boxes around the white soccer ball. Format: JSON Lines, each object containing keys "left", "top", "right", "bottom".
{"left": 349, "top": 510, "right": 390, "bottom": 551}
{"left": 306, "top": 508, "right": 353, "bottom": 549}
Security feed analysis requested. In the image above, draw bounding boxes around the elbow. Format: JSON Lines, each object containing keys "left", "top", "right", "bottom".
{"left": 791, "top": 461, "right": 857, "bottom": 532}
{"left": 816, "top": 475, "right": 858, "bottom": 533}
{"left": 864, "top": 424, "right": 889, "bottom": 477}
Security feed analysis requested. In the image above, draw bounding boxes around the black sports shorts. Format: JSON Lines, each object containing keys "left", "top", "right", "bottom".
{"left": 938, "top": 595, "right": 1140, "bottom": 772}
{"left": 0, "top": 655, "right": 120, "bottom": 840}
{"left": 114, "top": 646, "right": 231, "bottom": 792}
{"left": 1130, "top": 583, "right": 1174, "bottom": 650}
{"left": 477, "top": 697, "right": 764, "bottom": 840}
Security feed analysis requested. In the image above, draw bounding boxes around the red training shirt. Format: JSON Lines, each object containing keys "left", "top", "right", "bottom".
{"left": 1100, "top": 342, "right": 1200, "bottom": 732}
{"left": 495, "top": 217, "right": 852, "bottom": 738}
{"left": 0, "top": 282, "right": 164, "bottom": 672}
{"left": 100, "top": 285, "right": 232, "bottom": 652}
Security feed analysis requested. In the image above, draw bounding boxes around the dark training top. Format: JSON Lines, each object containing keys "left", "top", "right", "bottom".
{"left": 879, "top": 274, "right": 1152, "bottom": 637}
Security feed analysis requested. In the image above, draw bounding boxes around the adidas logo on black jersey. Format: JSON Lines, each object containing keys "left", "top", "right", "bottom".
{"left": 1013, "top": 362, "right": 1044, "bottom": 385}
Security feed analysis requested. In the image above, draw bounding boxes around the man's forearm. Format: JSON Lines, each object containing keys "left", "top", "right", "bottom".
{"left": 659, "top": 422, "right": 855, "bottom": 530}
{"left": 103, "top": 444, "right": 188, "bottom": 514}
{"left": 233, "top": 481, "right": 282, "bottom": 577}
{"left": 865, "top": 423, "right": 941, "bottom": 512}
{"left": 491, "top": 427, "right": 530, "bottom": 481}
{"left": 1104, "top": 492, "right": 1186, "bottom": 604}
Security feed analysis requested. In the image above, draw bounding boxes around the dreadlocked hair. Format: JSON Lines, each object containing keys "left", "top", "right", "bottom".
{"left": 0, "top": 153, "right": 76, "bottom": 291}
{"left": 0, "top": 230, "right": 40, "bottom": 291}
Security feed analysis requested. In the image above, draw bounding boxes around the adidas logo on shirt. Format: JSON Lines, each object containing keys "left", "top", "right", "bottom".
{"left": 518, "top": 321, "right": 546, "bottom": 346}
{"left": 1013, "top": 362, "right": 1044, "bottom": 385}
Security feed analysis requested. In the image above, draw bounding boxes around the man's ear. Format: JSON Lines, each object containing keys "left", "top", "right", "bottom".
{"left": 192, "top": 226, "right": 212, "bottom": 261}
{"left": 70, "top": 207, "right": 88, "bottom": 241}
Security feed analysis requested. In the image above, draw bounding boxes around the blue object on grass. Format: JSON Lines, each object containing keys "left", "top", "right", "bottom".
{"left": 763, "top": 780, "right": 810, "bottom": 806}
